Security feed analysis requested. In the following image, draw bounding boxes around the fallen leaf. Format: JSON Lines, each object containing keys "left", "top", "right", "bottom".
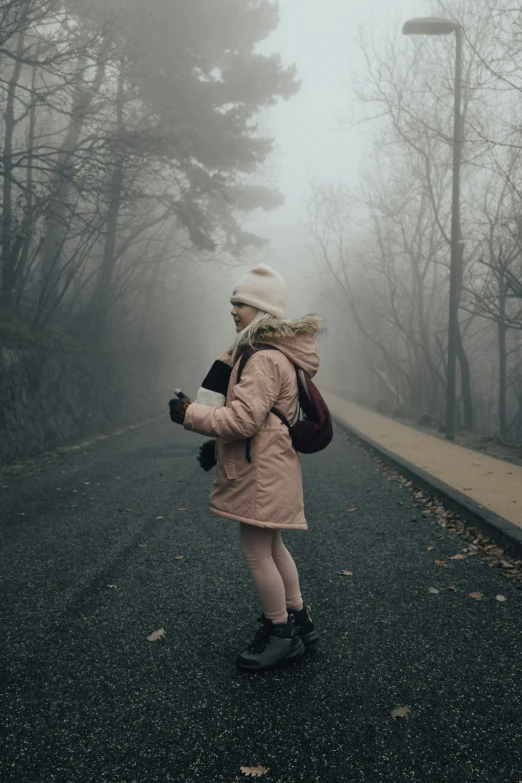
{"left": 434, "top": 560, "right": 446, "bottom": 566}
{"left": 447, "top": 585, "right": 457, "bottom": 592}
{"left": 240, "top": 766, "right": 269, "bottom": 778}
{"left": 391, "top": 706, "right": 411, "bottom": 719}
{"left": 175, "top": 555, "right": 184, "bottom": 560}
{"left": 496, "top": 595, "right": 507, "bottom": 602}
{"left": 500, "top": 560, "right": 515, "bottom": 569}
{"left": 428, "top": 587, "right": 440, "bottom": 595}
{"left": 468, "top": 592, "right": 483, "bottom": 600}
{"left": 139, "top": 544, "right": 147, "bottom": 548}
{"left": 147, "top": 628, "right": 166, "bottom": 642}
{"left": 177, "top": 508, "right": 188, "bottom": 511}
{"left": 427, "top": 546, "right": 434, "bottom": 551}
{"left": 347, "top": 507, "right": 358, "bottom": 513}
{"left": 107, "top": 584, "right": 118, "bottom": 589}
{"left": 155, "top": 516, "right": 165, "bottom": 520}
{"left": 338, "top": 570, "right": 353, "bottom": 576}
{"left": 449, "top": 554, "right": 467, "bottom": 561}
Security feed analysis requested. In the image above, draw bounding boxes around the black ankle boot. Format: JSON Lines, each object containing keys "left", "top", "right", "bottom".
{"left": 237, "top": 616, "right": 305, "bottom": 672}
{"left": 257, "top": 604, "right": 319, "bottom": 647}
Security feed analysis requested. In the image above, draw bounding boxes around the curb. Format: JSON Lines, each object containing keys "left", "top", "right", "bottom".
{"left": 333, "top": 414, "right": 522, "bottom": 560}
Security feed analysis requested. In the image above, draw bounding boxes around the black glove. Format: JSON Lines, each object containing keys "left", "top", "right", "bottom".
{"left": 198, "top": 440, "right": 217, "bottom": 471}
{"left": 169, "top": 390, "right": 193, "bottom": 425}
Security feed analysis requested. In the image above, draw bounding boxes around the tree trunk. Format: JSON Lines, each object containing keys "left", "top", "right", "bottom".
{"left": 498, "top": 273, "right": 508, "bottom": 440}
{"left": 455, "top": 322, "right": 474, "bottom": 430}
{"left": 91, "top": 66, "right": 125, "bottom": 340}
{"left": 93, "top": 161, "right": 124, "bottom": 335}
{"left": 1, "top": 31, "right": 25, "bottom": 306}
{"left": 39, "top": 52, "right": 106, "bottom": 311}
{"left": 14, "top": 52, "right": 40, "bottom": 307}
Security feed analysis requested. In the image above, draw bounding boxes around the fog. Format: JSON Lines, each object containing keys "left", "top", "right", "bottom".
{"left": 2, "top": 0, "right": 522, "bottom": 442}
{"left": 182, "top": 0, "right": 429, "bottom": 382}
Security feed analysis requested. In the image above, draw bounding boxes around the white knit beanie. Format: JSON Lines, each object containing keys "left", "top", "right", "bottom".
{"left": 230, "top": 263, "right": 286, "bottom": 319}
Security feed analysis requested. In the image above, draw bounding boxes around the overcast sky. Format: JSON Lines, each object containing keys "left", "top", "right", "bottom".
{"left": 237, "top": 0, "right": 432, "bottom": 315}
{"left": 252, "top": 0, "right": 430, "bottom": 231}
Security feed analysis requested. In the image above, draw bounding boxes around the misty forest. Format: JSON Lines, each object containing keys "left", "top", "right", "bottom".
{"left": 312, "top": 0, "right": 522, "bottom": 444}
{"left": 0, "top": 1, "right": 297, "bottom": 384}
{"left": 2, "top": 0, "right": 522, "bottom": 449}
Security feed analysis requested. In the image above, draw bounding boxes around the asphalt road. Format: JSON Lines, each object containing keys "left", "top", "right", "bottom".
{"left": 1, "top": 421, "right": 521, "bottom": 783}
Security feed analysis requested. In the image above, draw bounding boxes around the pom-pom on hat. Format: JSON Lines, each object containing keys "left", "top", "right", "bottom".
{"left": 230, "top": 263, "right": 286, "bottom": 319}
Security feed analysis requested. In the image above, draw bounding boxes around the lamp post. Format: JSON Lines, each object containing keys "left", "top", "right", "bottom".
{"left": 402, "top": 17, "right": 463, "bottom": 441}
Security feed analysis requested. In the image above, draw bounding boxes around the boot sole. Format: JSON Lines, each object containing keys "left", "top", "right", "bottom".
{"left": 237, "top": 638, "right": 306, "bottom": 673}
{"left": 300, "top": 630, "right": 320, "bottom": 647}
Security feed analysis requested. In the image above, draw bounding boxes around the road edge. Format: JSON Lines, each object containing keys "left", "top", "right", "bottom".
{"left": 333, "top": 414, "right": 522, "bottom": 560}
{"left": 0, "top": 415, "right": 165, "bottom": 472}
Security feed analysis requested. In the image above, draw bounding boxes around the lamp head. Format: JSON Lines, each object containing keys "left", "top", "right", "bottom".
{"left": 402, "top": 17, "right": 460, "bottom": 36}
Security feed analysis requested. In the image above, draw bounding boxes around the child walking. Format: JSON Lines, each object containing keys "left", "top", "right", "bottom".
{"left": 169, "top": 264, "right": 323, "bottom": 672}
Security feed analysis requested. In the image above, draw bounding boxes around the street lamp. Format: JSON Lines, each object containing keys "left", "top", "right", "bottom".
{"left": 402, "top": 17, "right": 463, "bottom": 441}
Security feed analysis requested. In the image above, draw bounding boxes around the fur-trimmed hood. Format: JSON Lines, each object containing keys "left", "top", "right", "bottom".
{"left": 237, "top": 315, "right": 324, "bottom": 377}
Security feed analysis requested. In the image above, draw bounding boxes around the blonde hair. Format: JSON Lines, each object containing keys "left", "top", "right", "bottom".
{"left": 231, "top": 310, "right": 274, "bottom": 364}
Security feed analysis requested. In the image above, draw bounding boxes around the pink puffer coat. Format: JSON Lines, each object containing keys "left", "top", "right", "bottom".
{"left": 183, "top": 316, "right": 323, "bottom": 529}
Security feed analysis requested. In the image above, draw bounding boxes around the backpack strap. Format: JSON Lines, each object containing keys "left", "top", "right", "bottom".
{"left": 235, "top": 344, "right": 291, "bottom": 462}
{"left": 236, "top": 344, "right": 281, "bottom": 384}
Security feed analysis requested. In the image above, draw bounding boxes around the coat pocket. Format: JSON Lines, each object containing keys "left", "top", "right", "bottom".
{"left": 221, "top": 441, "right": 239, "bottom": 480}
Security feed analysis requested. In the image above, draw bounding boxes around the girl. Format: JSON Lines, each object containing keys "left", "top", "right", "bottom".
{"left": 169, "top": 263, "right": 323, "bottom": 672}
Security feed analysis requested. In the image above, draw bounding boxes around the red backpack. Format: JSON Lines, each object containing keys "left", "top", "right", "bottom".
{"left": 237, "top": 344, "right": 333, "bottom": 460}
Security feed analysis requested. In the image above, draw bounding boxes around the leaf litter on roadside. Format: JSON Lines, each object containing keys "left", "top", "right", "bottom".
{"left": 339, "top": 433, "right": 522, "bottom": 591}
{"left": 384, "top": 456, "right": 522, "bottom": 585}
{"left": 147, "top": 628, "right": 166, "bottom": 642}
{"left": 240, "top": 765, "right": 269, "bottom": 778}
{"left": 391, "top": 706, "right": 411, "bottom": 719}
{"left": 338, "top": 570, "right": 353, "bottom": 576}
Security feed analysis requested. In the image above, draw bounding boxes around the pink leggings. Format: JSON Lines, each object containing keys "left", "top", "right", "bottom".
{"left": 240, "top": 523, "right": 304, "bottom": 625}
